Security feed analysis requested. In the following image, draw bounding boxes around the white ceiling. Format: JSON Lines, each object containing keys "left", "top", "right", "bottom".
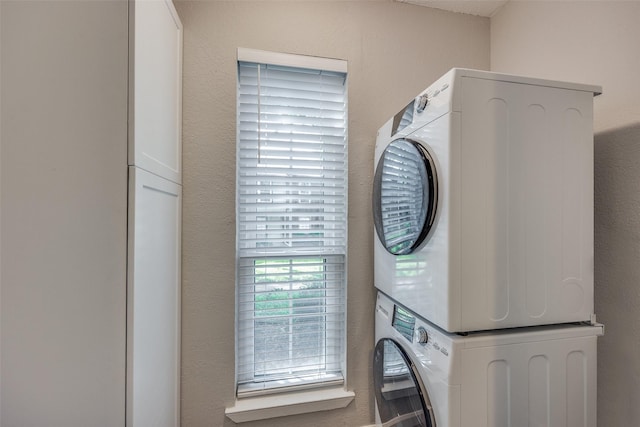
{"left": 395, "top": 0, "right": 509, "bottom": 17}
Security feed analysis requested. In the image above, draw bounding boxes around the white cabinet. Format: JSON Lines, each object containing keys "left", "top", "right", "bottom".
{"left": 127, "top": 1, "right": 183, "bottom": 426}
{"left": 129, "top": 0, "right": 183, "bottom": 184}
{"left": 127, "top": 167, "right": 181, "bottom": 427}
{"left": 0, "top": 1, "right": 182, "bottom": 425}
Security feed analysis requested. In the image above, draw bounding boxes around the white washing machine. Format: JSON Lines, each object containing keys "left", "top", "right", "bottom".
{"left": 374, "top": 291, "right": 603, "bottom": 427}
{"left": 373, "top": 68, "right": 602, "bottom": 332}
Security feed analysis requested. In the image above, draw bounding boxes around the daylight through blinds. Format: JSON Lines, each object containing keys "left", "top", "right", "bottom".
{"left": 236, "top": 59, "right": 347, "bottom": 395}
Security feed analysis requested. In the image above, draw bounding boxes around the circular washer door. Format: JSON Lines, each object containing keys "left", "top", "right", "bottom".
{"left": 374, "top": 339, "right": 436, "bottom": 427}
{"left": 373, "top": 139, "right": 438, "bottom": 255}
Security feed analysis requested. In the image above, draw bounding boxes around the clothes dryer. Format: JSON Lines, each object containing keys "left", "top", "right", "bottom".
{"left": 373, "top": 68, "right": 601, "bottom": 332}
{"left": 374, "top": 291, "right": 603, "bottom": 427}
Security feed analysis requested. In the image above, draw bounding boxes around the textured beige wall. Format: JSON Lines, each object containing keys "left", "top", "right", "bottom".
{"left": 174, "top": 1, "right": 489, "bottom": 425}
{"left": 491, "top": 1, "right": 640, "bottom": 133}
{"left": 491, "top": 2, "right": 640, "bottom": 426}
{"left": 594, "top": 124, "right": 640, "bottom": 426}
{"left": 1, "top": 1, "right": 128, "bottom": 424}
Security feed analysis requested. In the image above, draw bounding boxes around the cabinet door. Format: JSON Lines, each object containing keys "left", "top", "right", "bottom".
{"left": 127, "top": 166, "right": 181, "bottom": 427}
{"left": 129, "top": 0, "right": 183, "bottom": 184}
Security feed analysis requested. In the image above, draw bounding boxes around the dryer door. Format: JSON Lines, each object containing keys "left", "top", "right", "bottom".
{"left": 373, "top": 139, "right": 438, "bottom": 255}
{"left": 374, "top": 339, "right": 436, "bottom": 427}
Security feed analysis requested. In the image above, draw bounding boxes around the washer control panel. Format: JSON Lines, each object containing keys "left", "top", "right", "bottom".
{"left": 416, "top": 321, "right": 451, "bottom": 358}
{"left": 378, "top": 292, "right": 453, "bottom": 363}
{"left": 391, "top": 304, "right": 416, "bottom": 342}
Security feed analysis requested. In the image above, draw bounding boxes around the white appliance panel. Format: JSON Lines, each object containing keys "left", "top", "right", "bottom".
{"left": 458, "top": 76, "right": 595, "bottom": 329}
{"left": 373, "top": 68, "right": 599, "bottom": 332}
{"left": 374, "top": 292, "right": 602, "bottom": 427}
{"left": 375, "top": 112, "right": 460, "bottom": 330}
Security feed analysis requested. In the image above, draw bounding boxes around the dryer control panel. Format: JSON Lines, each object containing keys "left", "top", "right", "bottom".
{"left": 388, "top": 71, "right": 455, "bottom": 139}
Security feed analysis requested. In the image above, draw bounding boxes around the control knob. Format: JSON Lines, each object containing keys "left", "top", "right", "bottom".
{"left": 416, "top": 327, "right": 429, "bottom": 344}
{"left": 416, "top": 94, "right": 429, "bottom": 113}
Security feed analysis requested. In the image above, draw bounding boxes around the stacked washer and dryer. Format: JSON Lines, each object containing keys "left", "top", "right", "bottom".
{"left": 372, "top": 68, "right": 603, "bottom": 427}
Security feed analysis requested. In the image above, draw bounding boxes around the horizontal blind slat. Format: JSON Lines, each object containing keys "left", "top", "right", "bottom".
{"left": 239, "top": 106, "right": 346, "bottom": 121}
{"left": 239, "top": 177, "right": 345, "bottom": 186}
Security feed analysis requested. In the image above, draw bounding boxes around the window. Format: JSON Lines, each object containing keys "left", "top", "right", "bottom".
{"left": 236, "top": 49, "right": 348, "bottom": 397}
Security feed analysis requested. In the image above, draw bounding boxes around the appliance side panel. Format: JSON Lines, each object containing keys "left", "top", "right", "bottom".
{"left": 460, "top": 335, "right": 598, "bottom": 427}
{"left": 525, "top": 86, "right": 594, "bottom": 322}
{"left": 566, "top": 349, "right": 588, "bottom": 426}
{"left": 459, "top": 77, "right": 515, "bottom": 328}
{"left": 528, "top": 355, "right": 551, "bottom": 426}
{"left": 561, "top": 92, "right": 595, "bottom": 318}
{"left": 459, "top": 77, "right": 595, "bottom": 330}
{"left": 447, "top": 112, "right": 462, "bottom": 330}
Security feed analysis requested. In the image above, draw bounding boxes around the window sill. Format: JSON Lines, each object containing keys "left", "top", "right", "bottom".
{"left": 225, "top": 387, "right": 355, "bottom": 423}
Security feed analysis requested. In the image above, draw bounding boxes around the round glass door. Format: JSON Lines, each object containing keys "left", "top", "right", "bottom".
{"left": 374, "top": 339, "right": 435, "bottom": 427}
{"left": 373, "top": 139, "right": 438, "bottom": 255}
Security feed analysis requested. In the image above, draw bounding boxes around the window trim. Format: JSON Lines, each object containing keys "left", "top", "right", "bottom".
{"left": 237, "top": 47, "right": 347, "bottom": 74}
{"left": 233, "top": 47, "right": 349, "bottom": 410}
{"left": 225, "top": 386, "right": 355, "bottom": 423}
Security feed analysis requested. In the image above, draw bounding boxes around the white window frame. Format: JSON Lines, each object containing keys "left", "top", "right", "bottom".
{"left": 232, "top": 48, "right": 350, "bottom": 412}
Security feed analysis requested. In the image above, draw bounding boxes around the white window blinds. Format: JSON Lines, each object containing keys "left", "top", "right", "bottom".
{"left": 236, "top": 54, "right": 348, "bottom": 396}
